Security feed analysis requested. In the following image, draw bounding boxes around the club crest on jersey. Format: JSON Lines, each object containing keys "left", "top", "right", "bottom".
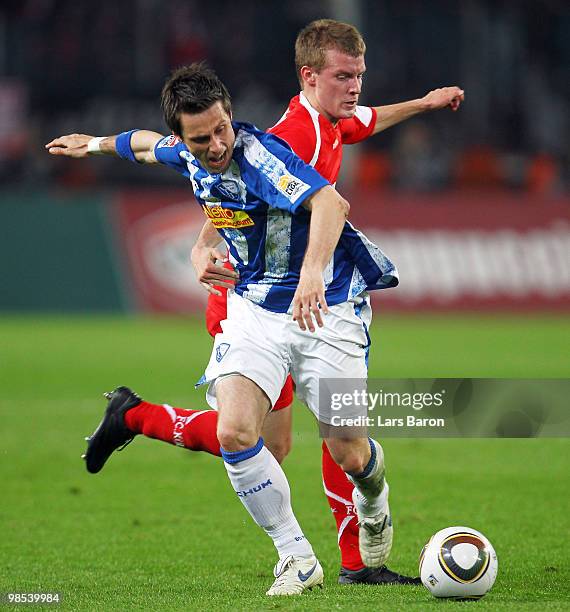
{"left": 158, "top": 134, "right": 181, "bottom": 148}
{"left": 216, "top": 342, "right": 230, "bottom": 362}
{"left": 276, "top": 174, "right": 310, "bottom": 203}
{"left": 215, "top": 180, "right": 241, "bottom": 201}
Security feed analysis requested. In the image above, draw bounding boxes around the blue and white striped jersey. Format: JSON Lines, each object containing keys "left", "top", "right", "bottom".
{"left": 154, "top": 122, "right": 398, "bottom": 313}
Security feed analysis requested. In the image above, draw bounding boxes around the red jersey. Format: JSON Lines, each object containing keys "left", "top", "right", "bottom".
{"left": 205, "top": 92, "right": 376, "bottom": 342}
{"left": 268, "top": 92, "right": 377, "bottom": 183}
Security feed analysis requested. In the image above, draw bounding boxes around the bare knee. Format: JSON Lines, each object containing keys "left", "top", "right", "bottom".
{"left": 325, "top": 438, "right": 370, "bottom": 474}
{"left": 335, "top": 452, "right": 367, "bottom": 474}
{"left": 215, "top": 375, "right": 269, "bottom": 452}
{"left": 217, "top": 423, "right": 259, "bottom": 453}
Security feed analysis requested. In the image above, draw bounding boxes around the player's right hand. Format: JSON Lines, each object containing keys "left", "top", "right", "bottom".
{"left": 292, "top": 268, "right": 328, "bottom": 332}
{"left": 421, "top": 87, "right": 465, "bottom": 112}
{"left": 45, "top": 134, "right": 93, "bottom": 158}
{"left": 191, "top": 245, "right": 239, "bottom": 296}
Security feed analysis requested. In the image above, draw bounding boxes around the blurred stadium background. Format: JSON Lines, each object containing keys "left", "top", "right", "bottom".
{"left": 0, "top": 0, "right": 568, "bottom": 315}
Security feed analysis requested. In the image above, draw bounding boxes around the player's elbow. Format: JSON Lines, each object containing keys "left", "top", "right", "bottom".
{"left": 139, "top": 151, "right": 159, "bottom": 165}
{"left": 329, "top": 192, "right": 350, "bottom": 219}
{"left": 338, "top": 195, "right": 350, "bottom": 218}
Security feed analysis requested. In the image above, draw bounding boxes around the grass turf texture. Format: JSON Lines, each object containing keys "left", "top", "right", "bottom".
{"left": 1, "top": 314, "right": 569, "bottom": 610}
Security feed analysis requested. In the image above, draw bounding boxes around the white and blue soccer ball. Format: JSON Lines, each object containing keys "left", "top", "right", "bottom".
{"left": 419, "top": 526, "right": 498, "bottom": 599}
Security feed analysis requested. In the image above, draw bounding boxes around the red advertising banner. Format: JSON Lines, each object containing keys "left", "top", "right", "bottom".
{"left": 112, "top": 189, "right": 208, "bottom": 313}
{"left": 113, "top": 188, "right": 570, "bottom": 313}
{"left": 343, "top": 190, "right": 570, "bottom": 312}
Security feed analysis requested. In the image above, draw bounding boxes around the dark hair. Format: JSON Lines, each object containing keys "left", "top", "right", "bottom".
{"left": 295, "top": 19, "right": 366, "bottom": 86}
{"left": 161, "top": 63, "right": 232, "bottom": 136}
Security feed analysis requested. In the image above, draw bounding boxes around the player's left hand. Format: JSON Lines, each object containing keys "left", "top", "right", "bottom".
{"left": 191, "top": 244, "right": 238, "bottom": 296}
{"left": 292, "top": 269, "right": 328, "bottom": 332}
{"left": 422, "top": 86, "right": 465, "bottom": 112}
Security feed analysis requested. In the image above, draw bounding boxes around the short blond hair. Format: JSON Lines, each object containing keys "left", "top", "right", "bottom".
{"left": 295, "top": 19, "right": 366, "bottom": 85}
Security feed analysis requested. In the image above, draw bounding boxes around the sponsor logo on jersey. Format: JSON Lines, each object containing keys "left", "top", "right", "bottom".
{"left": 202, "top": 205, "right": 254, "bottom": 229}
{"left": 158, "top": 134, "right": 181, "bottom": 148}
{"left": 276, "top": 174, "right": 310, "bottom": 202}
{"left": 216, "top": 342, "right": 230, "bottom": 362}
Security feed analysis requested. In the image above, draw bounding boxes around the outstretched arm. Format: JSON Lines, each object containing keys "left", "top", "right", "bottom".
{"left": 292, "top": 185, "right": 349, "bottom": 332}
{"left": 45, "top": 131, "right": 165, "bottom": 164}
{"left": 372, "top": 86, "right": 464, "bottom": 135}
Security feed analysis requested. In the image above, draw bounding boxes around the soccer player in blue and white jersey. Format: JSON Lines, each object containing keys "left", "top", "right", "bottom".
{"left": 46, "top": 64, "right": 399, "bottom": 596}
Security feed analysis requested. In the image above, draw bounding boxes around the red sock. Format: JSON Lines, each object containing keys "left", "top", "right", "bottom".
{"left": 124, "top": 401, "right": 221, "bottom": 457}
{"left": 321, "top": 441, "right": 364, "bottom": 571}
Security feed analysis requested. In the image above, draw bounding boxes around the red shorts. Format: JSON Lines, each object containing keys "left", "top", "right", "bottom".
{"left": 206, "top": 278, "right": 293, "bottom": 411}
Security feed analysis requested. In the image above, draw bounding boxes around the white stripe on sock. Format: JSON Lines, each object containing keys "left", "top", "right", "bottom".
{"left": 322, "top": 480, "right": 353, "bottom": 507}
{"left": 161, "top": 404, "right": 177, "bottom": 423}
{"left": 337, "top": 515, "right": 356, "bottom": 544}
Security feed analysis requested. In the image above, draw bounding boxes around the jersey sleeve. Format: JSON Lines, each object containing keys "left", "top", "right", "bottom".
{"left": 153, "top": 134, "right": 190, "bottom": 175}
{"left": 339, "top": 105, "right": 377, "bottom": 144}
{"left": 269, "top": 122, "right": 317, "bottom": 166}
{"left": 241, "top": 132, "right": 329, "bottom": 214}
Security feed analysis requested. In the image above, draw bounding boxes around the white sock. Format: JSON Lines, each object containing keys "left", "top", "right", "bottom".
{"left": 353, "top": 481, "right": 390, "bottom": 518}
{"left": 222, "top": 441, "right": 314, "bottom": 560}
{"left": 348, "top": 438, "right": 390, "bottom": 517}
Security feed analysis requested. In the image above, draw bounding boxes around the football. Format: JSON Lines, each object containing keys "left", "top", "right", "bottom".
{"left": 419, "top": 526, "right": 498, "bottom": 599}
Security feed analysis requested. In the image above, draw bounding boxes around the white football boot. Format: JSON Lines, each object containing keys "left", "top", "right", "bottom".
{"left": 352, "top": 487, "right": 393, "bottom": 568}
{"left": 266, "top": 555, "right": 324, "bottom": 596}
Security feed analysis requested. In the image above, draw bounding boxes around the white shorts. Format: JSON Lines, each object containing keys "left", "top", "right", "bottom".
{"left": 201, "top": 291, "right": 372, "bottom": 424}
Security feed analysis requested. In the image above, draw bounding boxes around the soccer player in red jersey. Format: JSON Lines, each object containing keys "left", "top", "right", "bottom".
{"left": 52, "top": 19, "right": 462, "bottom": 585}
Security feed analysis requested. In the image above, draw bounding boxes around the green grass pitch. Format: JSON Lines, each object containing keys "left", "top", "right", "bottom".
{"left": 1, "top": 314, "right": 569, "bottom": 610}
